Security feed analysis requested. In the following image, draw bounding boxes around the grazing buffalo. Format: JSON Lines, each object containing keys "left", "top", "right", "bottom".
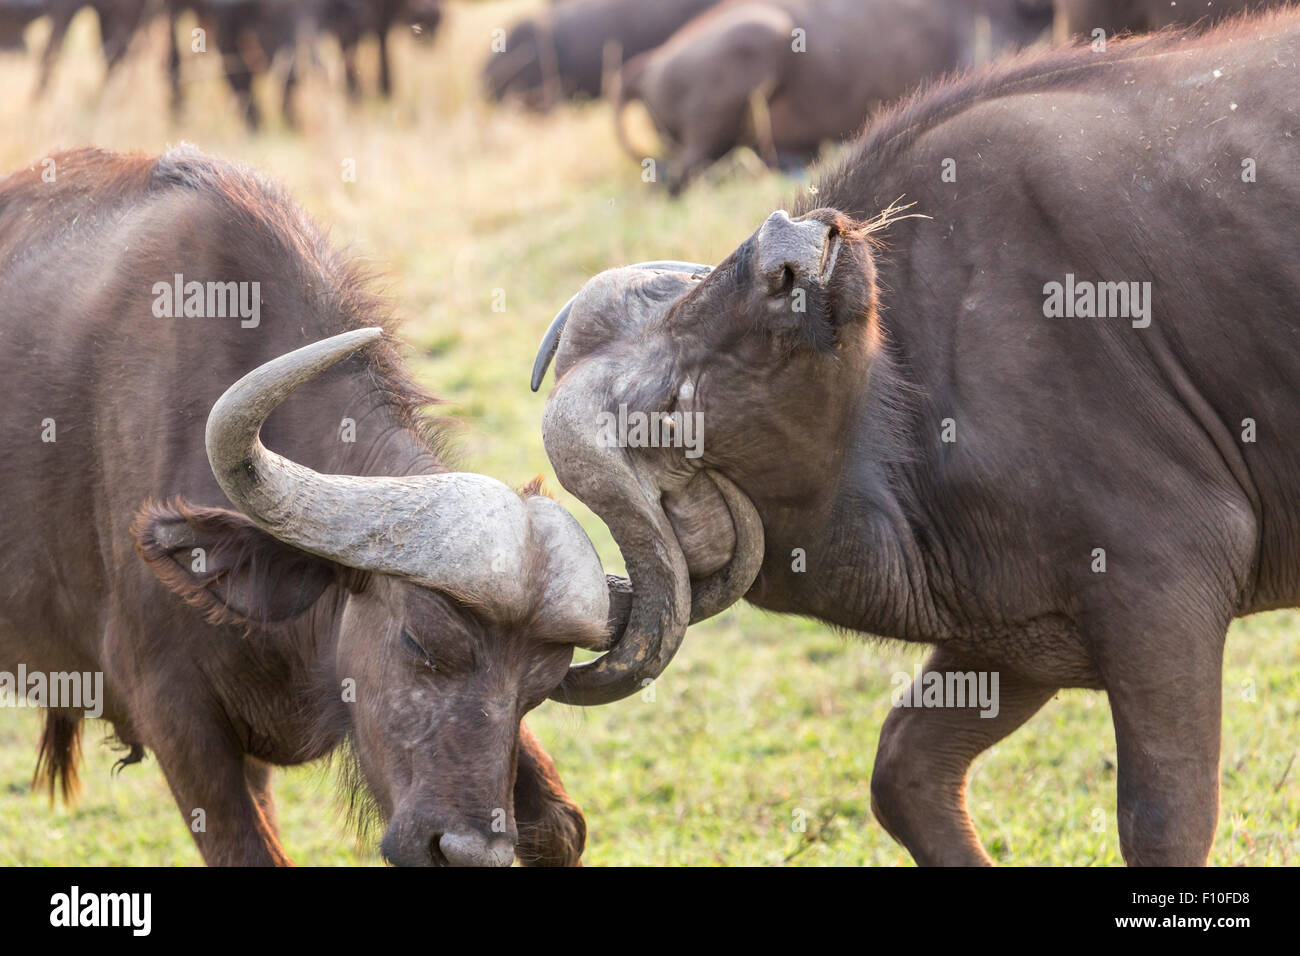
{"left": 1056, "top": 0, "right": 1287, "bottom": 36}
{"left": 324, "top": 0, "right": 443, "bottom": 100}
{"left": 164, "top": 0, "right": 322, "bottom": 129}
{"left": 616, "top": 0, "right": 1055, "bottom": 194}
{"left": 0, "top": 0, "right": 39, "bottom": 50}
{"left": 482, "top": 0, "right": 719, "bottom": 109}
{"left": 163, "top": 1, "right": 441, "bottom": 127}
{"left": 0, "top": 146, "right": 605, "bottom": 866}
{"left": 0, "top": 0, "right": 148, "bottom": 93}
{"left": 532, "top": 10, "right": 1300, "bottom": 864}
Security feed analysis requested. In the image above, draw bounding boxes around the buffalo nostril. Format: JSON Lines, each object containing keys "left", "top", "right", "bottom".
{"left": 381, "top": 825, "right": 449, "bottom": 867}
{"left": 756, "top": 209, "right": 838, "bottom": 288}
{"left": 427, "top": 834, "right": 449, "bottom": 866}
{"left": 438, "top": 832, "right": 515, "bottom": 867}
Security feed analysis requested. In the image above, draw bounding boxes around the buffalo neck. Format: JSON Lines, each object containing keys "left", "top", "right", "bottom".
{"left": 744, "top": 335, "right": 950, "bottom": 645}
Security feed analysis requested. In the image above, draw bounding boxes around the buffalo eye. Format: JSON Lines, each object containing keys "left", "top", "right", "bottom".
{"left": 399, "top": 629, "right": 437, "bottom": 670}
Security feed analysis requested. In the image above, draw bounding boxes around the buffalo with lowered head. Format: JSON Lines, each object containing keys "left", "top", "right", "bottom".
{"left": 533, "top": 10, "right": 1300, "bottom": 864}
{"left": 0, "top": 146, "right": 634, "bottom": 866}
{"left": 616, "top": 0, "right": 1055, "bottom": 194}
{"left": 482, "top": 0, "right": 720, "bottom": 108}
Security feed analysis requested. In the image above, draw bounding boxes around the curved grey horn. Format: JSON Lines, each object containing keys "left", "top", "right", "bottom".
{"left": 206, "top": 328, "right": 584, "bottom": 619}
{"left": 529, "top": 260, "right": 713, "bottom": 392}
{"left": 686, "top": 472, "right": 765, "bottom": 624}
{"left": 548, "top": 470, "right": 763, "bottom": 705}
{"left": 541, "top": 349, "right": 764, "bottom": 706}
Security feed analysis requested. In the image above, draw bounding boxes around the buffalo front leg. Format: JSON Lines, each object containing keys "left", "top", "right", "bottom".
{"left": 167, "top": 7, "right": 183, "bottom": 117}
{"left": 377, "top": 28, "right": 392, "bottom": 97}
{"left": 280, "top": 55, "right": 300, "bottom": 128}
{"left": 97, "top": 0, "right": 140, "bottom": 82}
{"left": 215, "top": 14, "right": 259, "bottom": 129}
{"left": 144, "top": 715, "right": 291, "bottom": 866}
{"left": 338, "top": 30, "right": 362, "bottom": 99}
{"left": 1097, "top": 621, "right": 1227, "bottom": 866}
{"left": 33, "top": 8, "right": 73, "bottom": 96}
{"left": 512, "top": 723, "right": 585, "bottom": 867}
{"left": 870, "top": 648, "right": 1057, "bottom": 865}
{"left": 244, "top": 756, "right": 282, "bottom": 843}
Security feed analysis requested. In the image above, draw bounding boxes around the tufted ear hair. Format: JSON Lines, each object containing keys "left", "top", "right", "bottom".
{"left": 132, "top": 497, "right": 348, "bottom": 629}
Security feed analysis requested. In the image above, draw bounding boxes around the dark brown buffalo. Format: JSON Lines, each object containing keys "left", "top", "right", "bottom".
{"left": 482, "top": 0, "right": 720, "bottom": 109}
{"left": 164, "top": 0, "right": 321, "bottom": 129}
{"left": 324, "top": 0, "right": 442, "bottom": 100}
{"left": 1057, "top": 0, "right": 1287, "bottom": 36}
{"left": 162, "top": 1, "right": 442, "bottom": 127}
{"left": 0, "top": 146, "right": 608, "bottom": 866}
{"left": 0, "top": 0, "right": 40, "bottom": 49}
{"left": 0, "top": 0, "right": 148, "bottom": 93}
{"left": 533, "top": 10, "right": 1300, "bottom": 864}
{"left": 617, "top": 0, "right": 1055, "bottom": 194}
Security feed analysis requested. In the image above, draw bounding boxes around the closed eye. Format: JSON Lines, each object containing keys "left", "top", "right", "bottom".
{"left": 400, "top": 629, "right": 437, "bottom": 669}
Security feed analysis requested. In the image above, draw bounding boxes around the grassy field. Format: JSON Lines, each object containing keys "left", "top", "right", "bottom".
{"left": 0, "top": 1, "right": 1295, "bottom": 866}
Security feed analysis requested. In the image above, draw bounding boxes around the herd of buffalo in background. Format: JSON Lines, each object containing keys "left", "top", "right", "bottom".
{"left": 0, "top": 0, "right": 1290, "bottom": 188}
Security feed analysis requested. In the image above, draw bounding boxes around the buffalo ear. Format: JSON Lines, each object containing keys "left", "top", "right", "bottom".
{"left": 132, "top": 497, "right": 343, "bottom": 628}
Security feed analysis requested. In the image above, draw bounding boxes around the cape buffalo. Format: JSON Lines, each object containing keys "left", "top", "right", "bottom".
{"left": 1056, "top": 0, "right": 1287, "bottom": 36}
{"left": 0, "top": 0, "right": 40, "bottom": 50}
{"left": 163, "top": 0, "right": 323, "bottom": 129}
{"left": 615, "top": 0, "right": 1055, "bottom": 194}
{"left": 324, "top": 0, "right": 443, "bottom": 100}
{"left": 0, "top": 0, "right": 149, "bottom": 93}
{"left": 0, "top": 146, "right": 605, "bottom": 866}
{"left": 532, "top": 10, "right": 1300, "bottom": 864}
{"left": 482, "top": 0, "right": 720, "bottom": 109}
{"left": 161, "top": 1, "right": 441, "bottom": 127}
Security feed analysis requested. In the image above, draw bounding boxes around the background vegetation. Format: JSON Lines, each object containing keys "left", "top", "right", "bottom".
{"left": 0, "top": 0, "right": 1294, "bottom": 865}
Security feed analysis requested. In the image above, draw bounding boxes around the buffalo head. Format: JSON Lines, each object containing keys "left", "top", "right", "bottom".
{"left": 136, "top": 329, "right": 609, "bottom": 865}
{"left": 531, "top": 208, "right": 880, "bottom": 704}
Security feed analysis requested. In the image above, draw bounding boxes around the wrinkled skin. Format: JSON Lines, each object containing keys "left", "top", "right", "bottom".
{"left": 0, "top": 146, "right": 595, "bottom": 867}
{"left": 338, "top": 578, "right": 580, "bottom": 866}
{"left": 616, "top": 0, "right": 1054, "bottom": 194}
{"left": 540, "top": 13, "right": 1300, "bottom": 864}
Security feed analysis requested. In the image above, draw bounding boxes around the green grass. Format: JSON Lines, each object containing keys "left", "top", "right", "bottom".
{"left": 0, "top": 2, "right": 1295, "bottom": 866}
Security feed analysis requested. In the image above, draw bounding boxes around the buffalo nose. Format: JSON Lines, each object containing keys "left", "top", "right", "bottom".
{"left": 439, "top": 832, "right": 514, "bottom": 867}
{"left": 756, "top": 209, "right": 839, "bottom": 287}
